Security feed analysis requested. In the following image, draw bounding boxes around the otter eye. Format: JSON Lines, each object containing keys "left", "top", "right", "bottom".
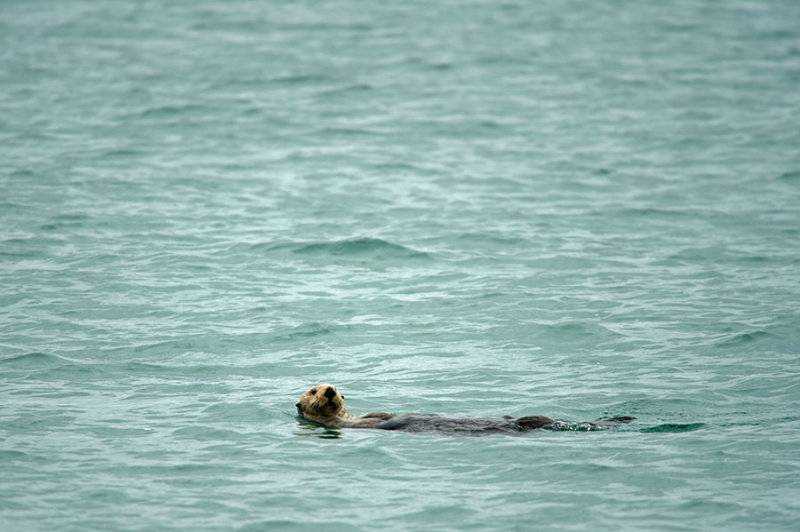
{"left": 310, "top": 389, "right": 317, "bottom": 395}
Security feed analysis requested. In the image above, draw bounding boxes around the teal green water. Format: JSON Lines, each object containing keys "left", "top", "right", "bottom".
{"left": 2, "top": 1, "right": 800, "bottom": 530}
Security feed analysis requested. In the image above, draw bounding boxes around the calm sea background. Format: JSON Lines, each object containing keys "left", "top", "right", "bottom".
{"left": 2, "top": 1, "right": 800, "bottom": 530}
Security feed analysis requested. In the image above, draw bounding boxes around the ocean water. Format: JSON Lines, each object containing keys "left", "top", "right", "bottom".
{"left": 2, "top": 0, "right": 800, "bottom": 530}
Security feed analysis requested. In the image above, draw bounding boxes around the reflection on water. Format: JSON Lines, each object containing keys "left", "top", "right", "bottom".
{"left": 295, "top": 417, "right": 343, "bottom": 439}
{"left": 640, "top": 423, "right": 706, "bottom": 433}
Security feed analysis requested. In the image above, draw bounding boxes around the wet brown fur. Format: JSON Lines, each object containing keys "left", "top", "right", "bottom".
{"left": 295, "top": 384, "right": 395, "bottom": 428}
{"left": 295, "top": 384, "right": 556, "bottom": 430}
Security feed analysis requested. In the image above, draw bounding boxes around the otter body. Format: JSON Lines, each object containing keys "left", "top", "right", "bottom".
{"left": 295, "top": 384, "right": 567, "bottom": 434}
{"left": 375, "top": 414, "right": 555, "bottom": 434}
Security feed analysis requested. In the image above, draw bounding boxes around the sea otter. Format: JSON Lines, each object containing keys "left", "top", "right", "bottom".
{"left": 295, "top": 384, "right": 634, "bottom": 435}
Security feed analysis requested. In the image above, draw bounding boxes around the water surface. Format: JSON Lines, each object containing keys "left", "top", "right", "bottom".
{"left": 2, "top": 1, "right": 800, "bottom": 530}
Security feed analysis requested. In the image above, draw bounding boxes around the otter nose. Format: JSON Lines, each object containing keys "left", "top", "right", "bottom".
{"left": 324, "top": 386, "right": 336, "bottom": 399}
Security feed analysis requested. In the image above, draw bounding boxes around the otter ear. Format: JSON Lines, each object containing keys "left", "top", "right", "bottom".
{"left": 341, "top": 395, "right": 345, "bottom": 399}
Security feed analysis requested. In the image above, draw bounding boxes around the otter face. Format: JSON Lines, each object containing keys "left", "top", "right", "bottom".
{"left": 296, "top": 384, "right": 345, "bottom": 418}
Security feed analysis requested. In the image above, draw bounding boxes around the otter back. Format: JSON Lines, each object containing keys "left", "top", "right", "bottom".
{"left": 375, "top": 415, "right": 535, "bottom": 435}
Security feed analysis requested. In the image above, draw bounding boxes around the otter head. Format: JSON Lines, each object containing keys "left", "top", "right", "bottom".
{"left": 296, "top": 384, "right": 346, "bottom": 418}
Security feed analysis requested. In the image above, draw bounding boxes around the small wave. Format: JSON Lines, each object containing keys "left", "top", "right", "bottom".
{"left": 201, "top": 401, "right": 269, "bottom": 420}
{"left": 539, "top": 320, "right": 627, "bottom": 345}
{"left": 315, "top": 127, "right": 377, "bottom": 138}
{"left": 266, "top": 322, "right": 341, "bottom": 345}
{"left": 0, "top": 352, "right": 68, "bottom": 368}
{"left": 120, "top": 361, "right": 267, "bottom": 379}
{"left": 0, "top": 201, "right": 27, "bottom": 212}
{"left": 778, "top": 170, "right": 800, "bottom": 180}
{"left": 239, "top": 238, "right": 432, "bottom": 262}
{"left": 0, "top": 450, "right": 33, "bottom": 461}
{"left": 318, "top": 83, "right": 373, "bottom": 98}
{"left": 640, "top": 423, "right": 705, "bottom": 433}
{"left": 268, "top": 73, "right": 328, "bottom": 85}
{"left": 171, "top": 426, "right": 245, "bottom": 442}
{"left": 620, "top": 207, "right": 688, "bottom": 218}
{"left": 102, "top": 148, "right": 144, "bottom": 158}
{"left": 38, "top": 212, "right": 91, "bottom": 231}
{"left": 138, "top": 104, "right": 206, "bottom": 118}
{"left": 293, "top": 238, "right": 432, "bottom": 260}
{"left": 9, "top": 168, "right": 36, "bottom": 177}
{"left": 714, "top": 330, "right": 776, "bottom": 348}
{"left": 454, "top": 232, "right": 530, "bottom": 247}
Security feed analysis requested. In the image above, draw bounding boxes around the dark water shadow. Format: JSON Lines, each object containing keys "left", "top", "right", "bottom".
{"left": 294, "top": 417, "right": 342, "bottom": 439}
{"left": 640, "top": 422, "right": 705, "bottom": 433}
